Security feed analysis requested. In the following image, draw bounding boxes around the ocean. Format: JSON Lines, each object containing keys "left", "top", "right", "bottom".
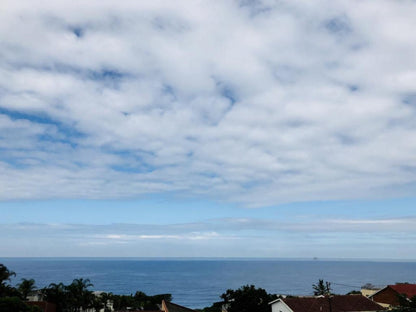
{"left": 1, "top": 258, "right": 416, "bottom": 309}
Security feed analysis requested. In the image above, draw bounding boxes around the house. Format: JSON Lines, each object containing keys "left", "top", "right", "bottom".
{"left": 161, "top": 300, "right": 196, "bottom": 312}
{"left": 369, "top": 283, "right": 416, "bottom": 308}
{"left": 361, "top": 285, "right": 383, "bottom": 298}
{"left": 269, "top": 295, "right": 385, "bottom": 312}
{"left": 115, "top": 300, "right": 195, "bottom": 312}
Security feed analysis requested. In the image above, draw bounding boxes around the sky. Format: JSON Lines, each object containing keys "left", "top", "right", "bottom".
{"left": 0, "top": 0, "right": 416, "bottom": 259}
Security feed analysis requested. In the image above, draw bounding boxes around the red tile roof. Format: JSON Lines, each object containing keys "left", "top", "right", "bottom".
{"left": 389, "top": 284, "right": 416, "bottom": 298}
{"left": 279, "top": 295, "right": 384, "bottom": 312}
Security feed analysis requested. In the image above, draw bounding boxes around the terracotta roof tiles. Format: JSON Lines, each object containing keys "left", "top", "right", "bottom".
{"left": 280, "top": 295, "right": 384, "bottom": 312}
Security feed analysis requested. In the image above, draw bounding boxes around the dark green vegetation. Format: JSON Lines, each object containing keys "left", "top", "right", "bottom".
{"left": 0, "top": 263, "right": 172, "bottom": 312}
{"left": 312, "top": 279, "right": 332, "bottom": 296}
{"left": 200, "top": 285, "right": 278, "bottom": 312}
{"left": 0, "top": 264, "right": 41, "bottom": 312}
{"left": 3, "top": 264, "right": 416, "bottom": 312}
{"left": 390, "top": 294, "right": 416, "bottom": 312}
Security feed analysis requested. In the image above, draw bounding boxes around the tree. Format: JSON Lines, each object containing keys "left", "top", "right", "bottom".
{"left": 41, "top": 283, "right": 67, "bottom": 312}
{"left": 0, "top": 265, "right": 15, "bottom": 286}
{"left": 390, "top": 294, "right": 416, "bottom": 312}
{"left": 312, "top": 280, "right": 332, "bottom": 296}
{"left": 220, "top": 285, "right": 277, "bottom": 312}
{"left": 0, "top": 297, "right": 42, "bottom": 312}
{"left": 0, "top": 264, "right": 18, "bottom": 298}
{"left": 99, "top": 292, "right": 113, "bottom": 312}
{"left": 90, "top": 295, "right": 104, "bottom": 312}
{"left": 17, "top": 279, "right": 36, "bottom": 300}
{"left": 66, "top": 278, "right": 94, "bottom": 312}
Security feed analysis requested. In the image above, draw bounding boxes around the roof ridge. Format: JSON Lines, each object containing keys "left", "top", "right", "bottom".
{"left": 164, "top": 300, "right": 196, "bottom": 312}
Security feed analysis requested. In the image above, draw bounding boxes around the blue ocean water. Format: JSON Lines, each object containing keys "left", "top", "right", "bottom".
{"left": 1, "top": 258, "right": 416, "bottom": 309}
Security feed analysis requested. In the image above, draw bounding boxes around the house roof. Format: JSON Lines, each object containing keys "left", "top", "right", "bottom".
{"left": 273, "top": 295, "right": 384, "bottom": 312}
{"left": 389, "top": 284, "right": 416, "bottom": 298}
{"left": 163, "top": 301, "right": 196, "bottom": 312}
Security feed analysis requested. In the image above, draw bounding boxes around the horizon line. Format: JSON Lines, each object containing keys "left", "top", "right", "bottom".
{"left": 2, "top": 256, "right": 416, "bottom": 262}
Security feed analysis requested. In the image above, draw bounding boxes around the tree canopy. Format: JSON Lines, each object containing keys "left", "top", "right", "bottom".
{"left": 312, "top": 279, "right": 332, "bottom": 296}
{"left": 220, "top": 284, "right": 277, "bottom": 312}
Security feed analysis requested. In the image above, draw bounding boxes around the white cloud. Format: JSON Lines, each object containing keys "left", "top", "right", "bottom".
{"left": 0, "top": 0, "right": 416, "bottom": 206}
{"left": 1, "top": 215, "right": 416, "bottom": 257}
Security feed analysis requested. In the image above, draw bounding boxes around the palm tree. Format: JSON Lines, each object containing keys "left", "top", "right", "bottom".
{"left": 17, "top": 278, "right": 36, "bottom": 300}
{"left": 100, "top": 292, "right": 113, "bottom": 312}
{"left": 0, "top": 264, "right": 16, "bottom": 287}
{"left": 312, "top": 279, "right": 332, "bottom": 296}
{"left": 0, "top": 264, "right": 17, "bottom": 297}
{"left": 42, "top": 282, "right": 67, "bottom": 312}
{"left": 66, "top": 278, "right": 94, "bottom": 312}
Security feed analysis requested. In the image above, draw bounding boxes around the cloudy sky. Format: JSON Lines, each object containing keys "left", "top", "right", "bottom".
{"left": 1, "top": 0, "right": 416, "bottom": 258}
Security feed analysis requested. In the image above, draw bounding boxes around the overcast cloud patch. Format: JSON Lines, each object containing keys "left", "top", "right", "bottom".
{"left": 0, "top": 0, "right": 415, "bottom": 206}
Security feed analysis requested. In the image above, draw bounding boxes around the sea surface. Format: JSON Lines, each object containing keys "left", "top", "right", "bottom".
{"left": 1, "top": 258, "right": 416, "bottom": 309}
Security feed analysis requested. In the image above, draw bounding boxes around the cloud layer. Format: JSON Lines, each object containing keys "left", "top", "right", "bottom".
{"left": 2, "top": 215, "right": 416, "bottom": 258}
{"left": 1, "top": 0, "right": 416, "bottom": 206}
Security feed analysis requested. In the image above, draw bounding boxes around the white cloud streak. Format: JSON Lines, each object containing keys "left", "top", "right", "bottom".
{"left": 1, "top": 215, "right": 416, "bottom": 257}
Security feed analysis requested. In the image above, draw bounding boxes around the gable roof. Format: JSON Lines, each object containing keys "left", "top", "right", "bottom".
{"left": 162, "top": 300, "right": 196, "bottom": 312}
{"left": 273, "top": 295, "right": 384, "bottom": 312}
{"left": 389, "top": 284, "right": 416, "bottom": 298}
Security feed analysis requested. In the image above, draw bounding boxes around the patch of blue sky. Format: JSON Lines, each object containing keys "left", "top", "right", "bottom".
{"left": 3, "top": 197, "right": 415, "bottom": 226}
{"left": 348, "top": 85, "right": 359, "bottom": 92}
{"left": 402, "top": 93, "right": 416, "bottom": 108}
{"left": 335, "top": 133, "right": 357, "bottom": 145}
{"left": 199, "top": 171, "right": 219, "bottom": 179}
{"left": 69, "top": 26, "right": 84, "bottom": 38}
{"left": 110, "top": 163, "right": 154, "bottom": 174}
{"left": 273, "top": 65, "right": 300, "bottom": 85}
{"left": 103, "top": 149, "right": 156, "bottom": 173}
{"left": 6, "top": 62, "right": 128, "bottom": 87}
{"left": 238, "top": 0, "right": 272, "bottom": 17}
{"left": 325, "top": 16, "right": 352, "bottom": 36}
{"left": 220, "top": 86, "right": 237, "bottom": 105}
{"left": 88, "top": 69, "right": 125, "bottom": 81}
{"left": 0, "top": 149, "right": 29, "bottom": 169}
{"left": 162, "top": 84, "right": 177, "bottom": 100}
{"left": 0, "top": 107, "right": 83, "bottom": 146}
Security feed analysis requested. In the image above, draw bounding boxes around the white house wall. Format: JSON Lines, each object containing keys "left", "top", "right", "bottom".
{"left": 271, "top": 301, "right": 293, "bottom": 312}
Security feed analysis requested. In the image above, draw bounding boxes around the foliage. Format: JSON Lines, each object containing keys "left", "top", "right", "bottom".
{"left": 42, "top": 279, "right": 94, "bottom": 312}
{"left": 312, "top": 280, "right": 332, "bottom": 296}
{"left": 390, "top": 294, "right": 416, "bottom": 312}
{"left": 0, "top": 265, "right": 17, "bottom": 298}
{"left": 0, "top": 263, "right": 174, "bottom": 312}
{"left": 220, "top": 284, "right": 277, "bottom": 312}
{"left": 112, "top": 292, "right": 172, "bottom": 311}
{"left": 0, "top": 297, "right": 42, "bottom": 312}
{"left": 17, "top": 279, "right": 36, "bottom": 300}
{"left": 200, "top": 301, "right": 224, "bottom": 312}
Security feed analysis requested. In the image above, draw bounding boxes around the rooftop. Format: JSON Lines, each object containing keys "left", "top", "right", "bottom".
{"left": 272, "top": 295, "right": 384, "bottom": 312}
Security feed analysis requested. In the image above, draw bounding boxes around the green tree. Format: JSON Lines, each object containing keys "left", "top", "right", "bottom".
{"left": 17, "top": 279, "right": 36, "bottom": 300}
{"left": 41, "top": 283, "right": 67, "bottom": 312}
{"left": 99, "top": 292, "right": 113, "bottom": 312}
{"left": 390, "top": 294, "right": 416, "bottom": 312}
{"left": 220, "top": 285, "right": 277, "bottom": 312}
{"left": 0, "top": 297, "right": 42, "bottom": 312}
{"left": 312, "top": 280, "right": 332, "bottom": 296}
{"left": 90, "top": 295, "right": 104, "bottom": 312}
{"left": 0, "top": 265, "right": 15, "bottom": 287}
{"left": 0, "top": 264, "right": 19, "bottom": 298}
{"left": 200, "top": 301, "right": 223, "bottom": 312}
{"left": 66, "top": 278, "right": 94, "bottom": 312}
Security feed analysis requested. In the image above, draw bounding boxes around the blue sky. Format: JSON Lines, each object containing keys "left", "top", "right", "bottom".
{"left": 1, "top": 0, "right": 416, "bottom": 258}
